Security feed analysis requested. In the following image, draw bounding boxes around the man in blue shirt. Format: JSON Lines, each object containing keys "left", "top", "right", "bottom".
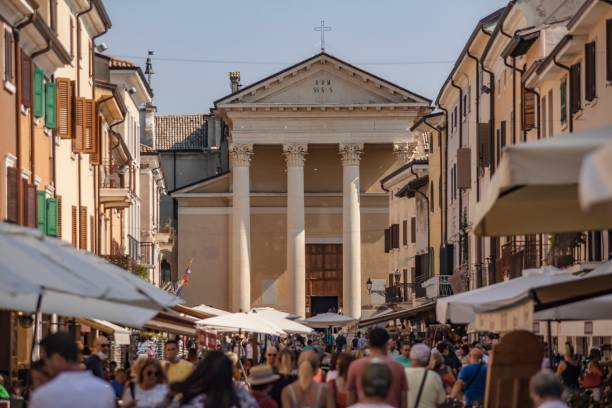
{"left": 451, "top": 348, "right": 487, "bottom": 406}
{"left": 110, "top": 369, "right": 126, "bottom": 399}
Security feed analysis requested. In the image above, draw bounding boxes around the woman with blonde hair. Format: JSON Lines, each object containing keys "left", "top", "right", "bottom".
{"left": 281, "top": 350, "right": 333, "bottom": 408}
{"left": 122, "top": 358, "right": 169, "bottom": 407}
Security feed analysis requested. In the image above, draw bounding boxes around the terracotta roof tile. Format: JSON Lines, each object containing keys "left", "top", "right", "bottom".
{"left": 109, "top": 57, "right": 137, "bottom": 69}
{"left": 155, "top": 114, "right": 208, "bottom": 151}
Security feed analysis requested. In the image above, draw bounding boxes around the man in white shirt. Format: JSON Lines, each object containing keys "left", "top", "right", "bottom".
{"left": 530, "top": 370, "right": 569, "bottom": 408}
{"left": 405, "top": 343, "right": 445, "bottom": 408}
{"left": 30, "top": 332, "right": 115, "bottom": 408}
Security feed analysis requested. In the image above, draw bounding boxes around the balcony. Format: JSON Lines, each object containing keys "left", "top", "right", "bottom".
{"left": 100, "top": 162, "right": 131, "bottom": 209}
{"left": 128, "top": 235, "right": 155, "bottom": 268}
{"left": 423, "top": 274, "right": 454, "bottom": 298}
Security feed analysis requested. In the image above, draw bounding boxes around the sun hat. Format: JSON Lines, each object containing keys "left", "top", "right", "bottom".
{"left": 247, "top": 365, "right": 280, "bottom": 386}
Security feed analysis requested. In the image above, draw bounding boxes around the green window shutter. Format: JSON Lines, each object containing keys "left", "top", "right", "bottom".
{"left": 33, "top": 68, "right": 44, "bottom": 117}
{"left": 45, "top": 82, "right": 57, "bottom": 129}
{"left": 46, "top": 198, "right": 58, "bottom": 237}
{"left": 37, "top": 191, "right": 47, "bottom": 234}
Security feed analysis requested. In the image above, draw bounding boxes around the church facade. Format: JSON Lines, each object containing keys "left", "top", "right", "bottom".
{"left": 172, "top": 53, "right": 430, "bottom": 318}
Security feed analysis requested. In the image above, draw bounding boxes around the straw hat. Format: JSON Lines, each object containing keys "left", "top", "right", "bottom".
{"left": 247, "top": 365, "right": 280, "bottom": 386}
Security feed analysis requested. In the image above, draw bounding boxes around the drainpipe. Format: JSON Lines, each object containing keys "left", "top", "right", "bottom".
{"left": 422, "top": 117, "right": 444, "bottom": 247}
{"left": 450, "top": 79, "right": 463, "bottom": 266}
{"left": 553, "top": 56, "right": 573, "bottom": 133}
{"left": 438, "top": 107, "right": 449, "bottom": 246}
{"left": 14, "top": 13, "right": 36, "bottom": 225}
{"left": 466, "top": 50, "right": 481, "bottom": 201}
{"left": 480, "top": 60, "right": 495, "bottom": 175}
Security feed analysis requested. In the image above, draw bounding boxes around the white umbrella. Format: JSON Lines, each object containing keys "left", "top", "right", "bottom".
{"left": 436, "top": 266, "right": 574, "bottom": 324}
{"left": 579, "top": 140, "right": 612, "bottom": 211}
{"left": 196, "top": 312, "right": 285, "bottom": 335}
{"left": 192, "top": 304, "right": 230, "bottom": 317}
{"left": 0, "top": 223, "right": 181, "bottom": 327}
{"left": 251, "top": 307, "right": 300, "bottom": 320}
{"left": 302, "top": 313, "right": 356, "bottom": 329}
{"left": 249, "top": 308, "right": 312, "bottom": 335}
{"left": 473, "top": 127, "right": 612, "bottom": 236}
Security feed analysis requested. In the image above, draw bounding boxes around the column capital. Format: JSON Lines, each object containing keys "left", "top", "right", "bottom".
{"left": 283, "top": 144, "right": 308, "bottom": 167}
{"left": 339, "top": 143, "right": 364, "bottom": 166}
{"left": 393, "top": 142, "right": 415, "bottom": 162}
{"left": 229, "top": 143, "right": 253, "bottom": 167}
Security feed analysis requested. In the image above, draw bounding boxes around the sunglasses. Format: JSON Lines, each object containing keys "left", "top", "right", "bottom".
{"left": 267, "top": 353, "right": 277, "bottom": 357}
{"left": 145, "top": 370, "right": 160, "bottom": 377}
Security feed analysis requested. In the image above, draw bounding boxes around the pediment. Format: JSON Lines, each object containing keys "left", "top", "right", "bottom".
{"left": 170, "top": 172, "right": 230, "bottom": 195}
{"left": 215, "top": 53, "right": 431, "bottom": 107}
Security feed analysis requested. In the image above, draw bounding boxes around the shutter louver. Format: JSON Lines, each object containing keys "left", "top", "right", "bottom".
{"left": 523, "top": 88, "right": 536, "bottom": 131}
{"left": 90, "top": 113, "right": 101, "bottom": 165}
{"left": 26, "top": 183, "right": 36, "bottom": 228}
{"left": 457, "top": 148, "right": 471, "bottom": 189}
{"left": 36, "top": 191, "right": 46, "bottom": 233}
{"left": 477, "top": 123, "right": 489, "bottom": 167}
{"left": 56, "top": 78, "right": 74, "bottom": 138}
{"left": 83, "top": 99, "right": 96, "bottom": 153}
{"left": 46, "top": 198, "right": 58, "bottom": 237}
{"left": 45, "top": 82, "right": 56, "bottom": 129}
{"left": 570, "top": 64, "right": 581, "bottom": 114}
{"left": 6, "top": 167, "right": 18, "bottom": 223}
{"left": 57, "top": 196, "right": 62, "bottom": 239}
{"left": 71, "top": 206, "right": 77, "bottom": 247}
{"left": 79, "top": 206, "right": 87, "bottom": 250}
{"left": 384, "top": 228, "right": 390, "bottom": 253}
{"left": 33, "top": 67, "right": 44, "bottom": 117}
{"left": 411, "top": 217, "right": 416, "bottom": 244}
{"left": 20, "top": 50, "right": 32, "bottom": 108}
{"left": 402, "top": 220, "right": 408, "bottom": 246}
{"left": 391, "top": 224, "right": 400, "bottom": 249}
{"left": 585, "top": 42, "right": 596, "bottom": 102}
{"left": 74, "top": 97, "right": 85, "bottom": 151}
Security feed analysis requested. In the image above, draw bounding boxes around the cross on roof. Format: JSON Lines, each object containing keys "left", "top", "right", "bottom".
{"left": 314, "top": 20, "right": 331, "bottom": 52}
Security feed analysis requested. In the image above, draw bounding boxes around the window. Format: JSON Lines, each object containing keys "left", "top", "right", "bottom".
{"left": 3, "top": 28, "right": 14, "bottom": 86}
{"left": 402, "top": 220, "right": 408, "bottom": 246}
{"left": 20, "top": 50, "right": 32, "bottom": 108}
{"left": 463, "top": 93, "right": 468, "bottom": 117}
{"left": 560, "top": 78, "right": 567, "bottom": 126}
{"left": 570, "top": 63, "right": 581, "bottom": 114}
{"left": 541, "top": 95, "right": 547, "bottom": 138}
{"left": 49, "top": 0, "right": 57, "bottom": 32}
{"left": 410, "top": 217, "right": 416, "bottom": 244}
{"left": 607, "top": 19, "right": 612, "bottom": 82}
{"left": 547, "top": 89, "right": 554, "bottom": 137}
{"left": 453, "top": 106, "right": 458, "bottom": 130}
{"left": 391, "top": 224, "right": 400, "bottom": 249}
{"left": 6, "top": 167, "right": 18, "bottom": 223}
{"left": 585, "top": 42, "right": 596, "bottom": 102}
{"left": 79, "top": 206, "right": 87, "bottom": 250}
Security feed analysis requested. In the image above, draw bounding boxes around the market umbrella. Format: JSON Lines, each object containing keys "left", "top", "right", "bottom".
{"left": 249, "top": 308, "right": 312, "bottom": 334}
{"left": 0, "top": 223, "right": 181, "bottom": 328}
{"left": 302, "top": 313, "right": 356, "bottom": 329}
{"left": 191, "top": 304, "right": 230, "bottom": 317}
{"left": 579, "top": 140, "right": 612, "bottom": 211}
{"left": 251, "top": 306, "right": 301, "bottom": 320}
{"left": 196, "top": 312, "right": 285, "bottom": 335}
{"left": 435, "top": 266, "right": 573, "bottom": 325}
{"left": 473, "top": 127, "right": 612, "bottom": 236}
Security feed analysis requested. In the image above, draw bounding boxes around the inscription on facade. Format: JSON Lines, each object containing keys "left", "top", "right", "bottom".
{"left": 313, "top": 79, "right": 333, "bottom": 93}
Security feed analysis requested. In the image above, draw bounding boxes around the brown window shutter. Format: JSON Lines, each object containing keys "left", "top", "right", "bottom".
{"left": 411, "top": 217, "right": 416, "bottom": 244}
{"left": 20, "top": 50, "right": 32, "bottom": 108}
{"left": 402, "top": 220, "right": 408, "bottom": 246}
{"left": 391, "top": 224, "right": 400, "bottom": 249}
{"left": 585, "top": 42, "right": 596, "bottom": 102}
{"left": 90, "top": 114, "right": 101, "bottom": 165}
{"left": 69, "top": 18, "right": 74, "bottom": 58}
{"left": 27, "top": 184, "right": 37, "bottom": 228}
{"left": 607, "top": 19, "right": 612, "bottom": 82}
{"left": 56, "top": 78, "right": 74, "bottom": 139}
{"left": 57, "top": 196, "right": 62, "bottom": 239}
{"left": 6, "top": 167, "right": 18, "bottom": 223}
{"left": 457, "top": 148, "right": 471, "bottom": 189}
{"left": 73, "top": 97, "right": 85, "bottom": 152}
{"left": 523, "top": 88, "right": 536, "bottom": 131}
{"left": 79, "top": 206, "right": 87, "bottom": 250}
{"left": 570, "top": 63, "right": 581, "bottom": 114}
{"left": 71, "top": 206, "right": 78, "bottom": 247}
{"left": 477, "top": 123, "right": 489, "bottom": 167}
{"left": 384, "top": 228, "right": 390, "bottom": 253}
{"left": 90, "top": 215, "right": 95, "bottom": 253}
{"left": 81, "top": 99, "right": 96, "bottom": 153}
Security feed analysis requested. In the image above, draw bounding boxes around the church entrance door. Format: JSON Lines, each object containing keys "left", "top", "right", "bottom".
{"left": 306, "top": 244, "right": 342, "bottom": 317}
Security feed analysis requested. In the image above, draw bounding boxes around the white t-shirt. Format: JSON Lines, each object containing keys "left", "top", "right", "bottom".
{"left": 122, "top": 383, "right": 169, "bottom": 407}
{"left": 30, "top": 371, "right": 115, "bottom": 408}
{"left": 405, "top": 367, "right": 446, "bottom": 408}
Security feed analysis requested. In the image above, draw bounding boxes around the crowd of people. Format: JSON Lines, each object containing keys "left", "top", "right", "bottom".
{"left": 5, "top": 325, "right": 599, "bottom": 408}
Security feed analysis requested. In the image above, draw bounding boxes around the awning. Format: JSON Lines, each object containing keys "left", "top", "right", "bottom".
{"left": 77, "top": 318, "right": 131, "bottom": 345}
{"left": 358, "top": 301, "right": 435, "bottom": 328}
{"left": 144, "top": 311, "right": 197, "bottom": 337}
{"left": 473, "top": 127, "right": 612, "bottom": 236}
{"left": 173, "top": 304, "right": 225, "bottom": 320}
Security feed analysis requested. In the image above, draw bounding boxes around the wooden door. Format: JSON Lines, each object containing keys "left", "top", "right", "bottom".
{"left": 306, "top": 244, "right": 342, "bottom": 316}
{"left": 485, "top": 330, "right": 543, "bottom": 408}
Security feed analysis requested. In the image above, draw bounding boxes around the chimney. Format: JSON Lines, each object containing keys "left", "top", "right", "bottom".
{"left": 229, "top": 71, "right": 241, "bottom": 93}
{"left": 140, "top": 103, "right": 157, "bottom": 150}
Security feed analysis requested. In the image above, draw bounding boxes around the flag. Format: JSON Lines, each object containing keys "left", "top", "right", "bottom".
{"left": 175, "top": 265, "right": 192, "bottom": 298}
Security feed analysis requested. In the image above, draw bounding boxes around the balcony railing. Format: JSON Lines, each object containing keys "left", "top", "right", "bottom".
{"left": 424, "top": 275, "right": 454, "bottom": 298}
{"left": 128, "top": 234, "right": 140, "bottom": 265}
{"left": 140, "top": 241, "right": 154, "bottom": 267}
{"left": 101, "top": 162, "right": 127, "bottom": 189}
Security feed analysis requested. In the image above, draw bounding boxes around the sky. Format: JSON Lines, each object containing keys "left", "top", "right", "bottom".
{"left": 101, "top": 0, "right": 508, "bottom": 115}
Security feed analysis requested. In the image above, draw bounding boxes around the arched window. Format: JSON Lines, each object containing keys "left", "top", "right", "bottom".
{"left": 161, "top": 259, "right": 171, "bottom": 284}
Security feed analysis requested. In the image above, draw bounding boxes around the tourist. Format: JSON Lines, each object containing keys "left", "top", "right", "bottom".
{"left": 187, "top": 348, "right": 199, "bottom": 365}
{"left": 388, "top": 340, "right": 399, "bottom": 358}
{"left": 326, "top": 353, "right": 339, "bottom": 382}
{"left": 0, "top": 375, "right": 8, "bottom": 400}
{"left": 110, "top": 368, "right": 127, "bottom": 399}
{"left": 328, "top": 352, "right": 356, "bottom": 408}
{"left": 405, "top": 343, "right": 445, "bottom": 408}
{"left": 429, "top": 349, "right": 455, "bottom": 393}
{"left": 357, "top": 333, "right": 368, "bottom": 350}
{"left": 530, "top": 370, "right": 568, "bottom": 408}
{"left": 336, "top": 332, "right": 347, "bottom": 352}
{"left": 164, "top": 340, "right": 193, "bottom": 384}
{"left": 30, "top": 360, "right": 51, "bottom": 391}
{"left": 169, "top": 351, "right": 257, "bottom": 407}
{"left": 436, "top": 342, "right": 461, "bottom": 375}
{"left": 394, "top": 343, "right": 411, "bottom": 368}
{"left": 122, "top": 358, "right": 169, "bottom": 408}
{"left": 348, "top": 359, "right": 394, "bottom": 408}
{"left": 265, "top": 346, "right": 279, "bottom": 370}
{"left": 581, "top": 349, "right": 603, "bottom": 401}
{"left": 226, "top": 352, "right": 249, "bottom": 392}
{"left": 84, "top": 335, "right": 110, "bottom": 379}
{"left": 555, "top": 343, "right": 580, "bottom": 393}
{"left": 269, "top": 348, "right": 297, "bottom": 405}
{"left": 450, "top": 348, "right": 487, "bottom": 406}
{"left": 346, "top": 327, "right": 407, "bottom": 408}
{"left": 281, "top": 350, "right": 333, "bottom": 408}
{"left": 30, "top": 332, "right": 115, "bottom": 408}
{"left": 247, "top": 365, "right": 280, "bottom": 408}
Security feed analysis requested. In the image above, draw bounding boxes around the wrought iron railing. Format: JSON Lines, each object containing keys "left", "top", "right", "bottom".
{"left": 128, "top": 234, "right": 140, "bottom": 264}
{"left": 139, "top": 241, "right": 154, "bottom": 266}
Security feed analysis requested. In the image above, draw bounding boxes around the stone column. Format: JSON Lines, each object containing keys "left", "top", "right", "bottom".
{"left": 283, "top": 144, "right": 307, "bottom": 318}
{"left": 230, "top": 143, "right": 253, "bottom": 312}
{"left": 339, "top": 143, "right": 363, "bottom": 319}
